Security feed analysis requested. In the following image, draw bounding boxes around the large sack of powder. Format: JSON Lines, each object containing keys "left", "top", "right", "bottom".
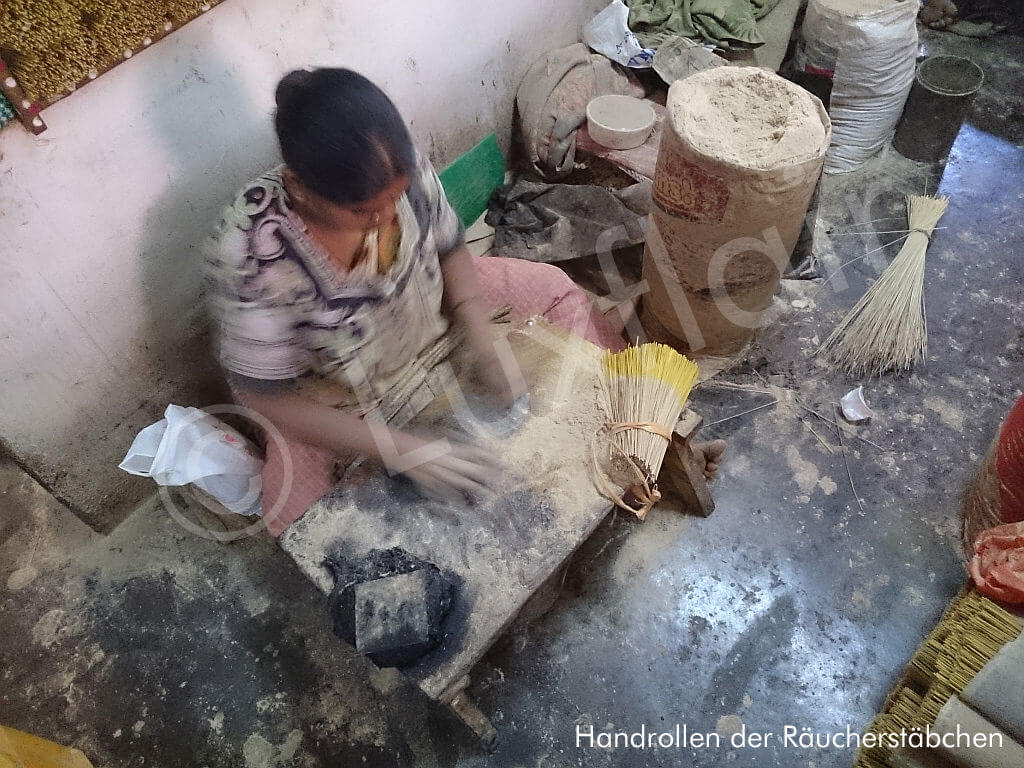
{"left": 641, "top": 67, "right": 830, "bottom": 354}
{"left": 796, "top": 0, "right": 918, "bottom": 173}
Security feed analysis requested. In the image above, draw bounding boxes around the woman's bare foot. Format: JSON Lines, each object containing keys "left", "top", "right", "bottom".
{"left": 691, "top": 439, "right": 726, "bottom": 480}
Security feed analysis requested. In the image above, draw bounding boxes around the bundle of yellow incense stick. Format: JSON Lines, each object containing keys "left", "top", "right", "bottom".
{"left": 595, "top": 343, "right": 699, "bottom": 519}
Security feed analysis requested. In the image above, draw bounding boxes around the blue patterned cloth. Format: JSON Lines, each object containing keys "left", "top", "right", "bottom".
{"left": 0, "top": 93, "right": 15, "bottom": 128}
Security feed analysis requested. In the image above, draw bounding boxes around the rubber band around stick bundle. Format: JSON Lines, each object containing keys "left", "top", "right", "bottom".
{"left": 591, "top": 421, "right": 673, "bottom": 519}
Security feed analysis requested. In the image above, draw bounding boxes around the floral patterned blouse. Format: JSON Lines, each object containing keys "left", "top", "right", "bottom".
{"left": 205, "top": 151, "right": 465, "bottom": 414}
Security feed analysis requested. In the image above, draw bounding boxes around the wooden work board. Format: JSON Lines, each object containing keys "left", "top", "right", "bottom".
{"left": 278, "top": 319, "right": 614, "bottom": 709}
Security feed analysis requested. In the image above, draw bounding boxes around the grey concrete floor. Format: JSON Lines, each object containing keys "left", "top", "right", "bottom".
{"left": 2, "top": 28, "right": 1023, "bottom": 768}
{"left": 0, "top": 469, "right": 474, "bottom": 767}
{"left": 460, "top": 30, "right": 1024, "bottom": 768}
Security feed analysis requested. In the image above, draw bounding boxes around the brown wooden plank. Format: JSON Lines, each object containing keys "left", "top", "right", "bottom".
{"left": 659, "top": 413, "right": 715, "bottom": 518}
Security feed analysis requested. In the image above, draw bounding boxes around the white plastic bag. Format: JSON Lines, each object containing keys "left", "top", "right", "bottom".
{"left": 584, "top": 1, "right": 656, "bottom": 69}
{"left": 120, "top": 405, "right": 263, "bottom": 516}
{"left": 796, "top": 0, "right": 919, "bottom": 173}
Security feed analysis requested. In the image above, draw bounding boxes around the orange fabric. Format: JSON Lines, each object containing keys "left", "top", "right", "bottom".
{"left": 251, "top": 256, "right": 624, "bottom": 537}
{"left": 969, "top": 521, "right": 1024, "bottom": 604}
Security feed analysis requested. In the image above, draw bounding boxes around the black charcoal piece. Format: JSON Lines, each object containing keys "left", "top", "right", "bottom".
{"left": 355, "top": 570, "right": 434, "bottom": 666}
{"left": 324, "top": 546, "right": 455, "bottom": 667}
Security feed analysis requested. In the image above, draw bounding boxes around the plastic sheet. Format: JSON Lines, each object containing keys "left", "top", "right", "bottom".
{"left": 120, "top": 405, "right": 263, "bottom": 516}
{"left": 584, "top": 1, "right": 656, "bottom": 68}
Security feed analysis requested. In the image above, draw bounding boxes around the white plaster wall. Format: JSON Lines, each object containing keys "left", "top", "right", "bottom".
{"left": 0, "top": 0, "right": 604, "bottom": 530}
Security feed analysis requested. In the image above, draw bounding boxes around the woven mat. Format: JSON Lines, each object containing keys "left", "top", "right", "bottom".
{"left": 0, "top": 1, "right": 223, "bottom": 107}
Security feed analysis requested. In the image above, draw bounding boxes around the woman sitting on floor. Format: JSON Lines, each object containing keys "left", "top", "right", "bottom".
{"left": 206, "top": 68, "right": 626, "bottom": 536}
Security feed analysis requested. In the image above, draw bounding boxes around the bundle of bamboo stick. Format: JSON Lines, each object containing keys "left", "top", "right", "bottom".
{"left": 853, "top": 587, "right": 1023, "bottom": 768}
{"left": 820, "top": 195, "right": 949, "bottom": 377}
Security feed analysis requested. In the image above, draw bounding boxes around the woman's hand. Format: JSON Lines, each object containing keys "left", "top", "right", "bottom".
{"left": 441, "top": 245, "right": 527, "bottom": 409}
{"left": 451, "top": 295, "right": 526, "bottom": 409}
{"left": 473, "top": 342, "right": 527, "bottom": 410}
{"left": 391, "top": 430, "right": 504, "bottom": 505}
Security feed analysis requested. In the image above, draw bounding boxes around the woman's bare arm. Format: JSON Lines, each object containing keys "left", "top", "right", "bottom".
{"left": 440, "top": 245, "right": 526, "bottom": 405}
{"left": 239, "top": 385, "right": 390, "bottom": 460}
{"left": 239, "top": 384, "right": 500, "bottom": 501}
{"left": 440, "top": 244, "right": 492, "bottom": 349}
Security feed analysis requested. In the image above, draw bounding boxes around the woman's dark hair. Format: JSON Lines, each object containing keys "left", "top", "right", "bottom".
{"left": 274, "top": 68, "right": 415, "bottom": 206}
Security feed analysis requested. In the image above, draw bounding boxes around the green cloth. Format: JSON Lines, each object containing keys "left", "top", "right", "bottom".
{"left": 0, "top": 93, "right": 15, "bottom": 129}
{"left": 626, "top": 0, "right": 782, "bottom": 50}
